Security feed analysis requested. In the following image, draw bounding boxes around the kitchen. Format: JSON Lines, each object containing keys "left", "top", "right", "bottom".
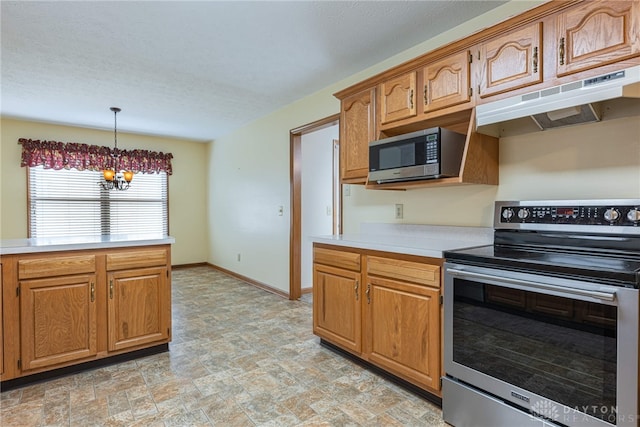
{"left": 2, "top": 0, "right": 640, "bottom": 426}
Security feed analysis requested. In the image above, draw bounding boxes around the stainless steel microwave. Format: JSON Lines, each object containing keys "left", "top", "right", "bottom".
{"left": 368, "top": 127, "right": 466, "bottom": 184}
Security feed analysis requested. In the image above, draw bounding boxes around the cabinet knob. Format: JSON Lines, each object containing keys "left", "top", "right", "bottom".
{"left": 109, "top": 279, "right": 114, "bottom": 299}
{"left": 366, "top": 283, "right": 371, "bottom": 304}
{"left": 91, "top": 282, "right": 95, "bottom": 302}
{"left": 354, "top": 280, "right": 359, "bottom": 300}
{"left": 559, "top": 37, "right": 565, "bottom": 65}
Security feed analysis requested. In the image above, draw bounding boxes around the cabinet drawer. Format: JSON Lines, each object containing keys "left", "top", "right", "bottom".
{"left": 106, "top": 249, "right": 168, "bottom": 271}
{"left": 367, "top": 256, "right": 440, "bottom": 288}
{"left": 313, "top": 247, "right": 360, "bottom": 271}
{"left": 18, "top": 255, "right": 96, "bottom": 279}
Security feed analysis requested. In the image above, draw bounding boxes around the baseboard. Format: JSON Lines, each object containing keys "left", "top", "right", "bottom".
{"left": 206, "top": 263, "right": 290, "bottom": 299}
{"left": 301, "top": 287, "right": 312, "bottom": 294}
{"left": 172, "top": 262, "right": 208, "bottom": 269}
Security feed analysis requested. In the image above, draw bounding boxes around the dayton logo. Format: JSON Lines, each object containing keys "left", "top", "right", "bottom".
{"left": 531, "top": 399, "right": 560, "bottom": 421}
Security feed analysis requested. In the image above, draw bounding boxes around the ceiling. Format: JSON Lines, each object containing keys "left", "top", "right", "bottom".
{"left": 1, "top": 1, "right": 507, "bottom": 142}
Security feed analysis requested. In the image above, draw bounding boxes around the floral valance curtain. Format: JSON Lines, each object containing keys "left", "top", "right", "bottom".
{"left": 19, "top": 138, "right": 173, "bottom": 175}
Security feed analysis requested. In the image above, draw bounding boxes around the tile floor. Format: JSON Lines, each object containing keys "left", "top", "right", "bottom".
{"left": 0, "top": 266, "right": 445, "bottom": 426}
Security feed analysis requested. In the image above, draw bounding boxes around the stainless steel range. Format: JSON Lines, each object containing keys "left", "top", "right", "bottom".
{"left": 442, "top": 200, "right": 640, "bottom": 427}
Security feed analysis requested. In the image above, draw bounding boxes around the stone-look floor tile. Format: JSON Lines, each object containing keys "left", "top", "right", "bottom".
{"left": 0, "top": 266, "right": 444, "bottom": 426}
{"left": 69, "top": 395, "right": 109, "bottom": 424}
{"left": 107, "top": 391, "right": 131, "bottom": 416}
{"left": 0, "top": 400, "right": 43, "bottom": 427}
{"left": 129, "top": 394, "right": 158, "bottom": 419}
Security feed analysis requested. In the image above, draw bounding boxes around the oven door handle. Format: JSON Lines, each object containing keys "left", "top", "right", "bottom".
{"left": 446, "top": 268, "right": 617, "bottom": 302}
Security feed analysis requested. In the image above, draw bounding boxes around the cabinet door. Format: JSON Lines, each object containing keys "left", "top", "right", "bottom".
{"left": 557, "top": 1, "right": 640, "bottom": 77}
{"left": 107, "top": 267, "right": 170, "bottom": 352}
{"left": 423, "top": 51, "right": 472, "bottom": 113}
{"left": 313, "top": 263, "right": 362, "bottom": 354}
{"left": 479, "top": 22, "right": 543, "bottom": 98}
{"left": 20, "top": 274, "right": 97, "bottom": 370}
{"left": 340, "top": 88, "right": 375, "bottom": 183}
{"left": 367, "top": 275, "right": 441, "bottom": 391}
{"left": 380, "top": 71, "right": 418, "bottom": 124}
{"left": 0, "top": 264, "right": 3, "bottom": 375}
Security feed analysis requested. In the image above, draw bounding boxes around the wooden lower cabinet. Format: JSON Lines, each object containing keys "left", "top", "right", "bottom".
{"left": 0, "top": 263, "right": 4, "bottom": 375}
{"left": 107, "top": 267, "right": 170, "bottom": 352}
{"left": 20, "top": 274, "right": 97, "bottom": 370}
{"left": 0, "top": 244, "right": 171, "bottom": 382}
{"left": 366, "top": 255, "right": 442, "bottom": 393}
{"left": 367, "top": 275, "right": 441, "bottom": 391}
{"left": 312, "top": 244, "right": 443, "bottom": 396}
{"left": 313, "top": 264, "right": 362, "bottom": 354}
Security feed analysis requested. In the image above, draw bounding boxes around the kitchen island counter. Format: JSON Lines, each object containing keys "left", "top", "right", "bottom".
{"left": 0, "top": 234, "right": 175, "bottom": 255}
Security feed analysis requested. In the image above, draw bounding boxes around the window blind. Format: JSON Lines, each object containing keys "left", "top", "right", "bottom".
{"left": 29, "top": 166, "right": 168, "bottom": 238}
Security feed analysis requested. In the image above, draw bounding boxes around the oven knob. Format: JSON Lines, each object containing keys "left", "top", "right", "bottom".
{"left": 517, "top": 208, "right": 530, "bottom": 220}
{"left": 604, "top": 208, "right": 620, "bottom": 222}
{"left": 502, "top": 208, "right": 515, "bottom": 221}
{"left": 627, "top": 208, "right": 640, "bottom": 222}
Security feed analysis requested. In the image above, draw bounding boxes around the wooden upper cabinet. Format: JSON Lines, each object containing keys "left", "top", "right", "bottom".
{"left": 423, "top": 51, "right": 472, "bottom": 113}
{"left": 340, "top": 88, "right": 375, "bottom": 183}
{"left": 380, "top": 71, "right": 418, "bottom": 124}
{"left": 556, "top": 1, "right": 640, "bottom": 77}
{"left": 479, "top": 22, "right": 543, "bottom": 98}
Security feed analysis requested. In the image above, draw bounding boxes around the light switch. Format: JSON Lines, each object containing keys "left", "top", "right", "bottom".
{"left": 278, "top": 205, "right": 284, "bottom": 216}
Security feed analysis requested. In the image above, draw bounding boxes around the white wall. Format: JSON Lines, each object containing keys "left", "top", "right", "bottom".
{"left": 205, "top": 1, "right": 548, "bottom": 294}
{"left": 207, "top": 1, "right": 544, "bottom": 293}
{"left": 301, "top": 125, "right": 338, "bottom": 288}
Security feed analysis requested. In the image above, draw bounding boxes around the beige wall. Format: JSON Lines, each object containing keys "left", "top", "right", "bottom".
{"left": 0, "top": 118, "right": 208, "bottom": 266}
{"left": 343, "top": 116, "right": 640, "bottom": 232}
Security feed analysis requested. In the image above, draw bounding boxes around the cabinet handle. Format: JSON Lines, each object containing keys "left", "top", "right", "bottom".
{"left": 354, "top": 280, "right": 359, "bottom": 300}
{"left": 423, "top": 85, "right": 428, "bottom": 105}
{"left": 109, "top": 279, "right": 113, "bottom": 299}
{"left": 559, "top": 37, "right": 565, "bottom": 65}
{"left": 90, "top": 282, "right": 95, "bottom": 302}
{"left": 409, "top": 89, "right": 414, "bottom": 109}
{"left": 533, "top": 46, "right": 538, "bottom": 73}
{"left": 366, "top": 283, "right": 371, "bottom": 304}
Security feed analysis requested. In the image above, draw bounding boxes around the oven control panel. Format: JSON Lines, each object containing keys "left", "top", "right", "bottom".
{"left": 496, "top": 201, "right": 640, "bottom": 227}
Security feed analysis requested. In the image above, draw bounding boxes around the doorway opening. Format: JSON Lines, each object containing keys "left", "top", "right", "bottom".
{"left": 289, "top": 114, "right": 340, "bottom": 300}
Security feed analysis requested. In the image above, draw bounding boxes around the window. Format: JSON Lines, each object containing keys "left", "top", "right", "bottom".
{"left": 28, "top": 166, "right": 168, "bottom": 238}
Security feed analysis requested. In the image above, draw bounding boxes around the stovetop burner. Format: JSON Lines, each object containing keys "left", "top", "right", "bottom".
{"left": 444, "top": 200, "right": 640, "bottom": 288}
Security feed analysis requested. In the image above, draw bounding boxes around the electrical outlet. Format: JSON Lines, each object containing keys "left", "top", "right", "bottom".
{"left": 395, "top": 203, "right": 404, "bottom": 219}
{"left": 278, "top": 205, "right": 284, "bottom": 216}
{"left": 343, "top": 184, "right": 351, "bottom": 197}
{"left": 326, "top": 205, "right": 332, "bottom": 216}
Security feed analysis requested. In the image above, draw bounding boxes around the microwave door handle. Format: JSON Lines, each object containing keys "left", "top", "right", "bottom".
{"left": 446, "top": 268, "right": 617, "bottom": 302}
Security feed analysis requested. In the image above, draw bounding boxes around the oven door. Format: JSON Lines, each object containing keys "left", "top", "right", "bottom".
{"left": 443, "top": 262, "right": 639, "bottom": 427}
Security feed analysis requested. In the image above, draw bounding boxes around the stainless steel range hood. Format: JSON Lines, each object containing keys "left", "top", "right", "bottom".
{"left": 476, "top": 65, "right": 640, "bottom": 137}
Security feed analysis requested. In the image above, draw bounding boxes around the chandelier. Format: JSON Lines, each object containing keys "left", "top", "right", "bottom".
{"left": 101, "top": 107, "right": 134, "bottom": 191}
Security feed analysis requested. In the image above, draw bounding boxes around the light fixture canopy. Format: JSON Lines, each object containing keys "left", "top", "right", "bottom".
{"left": 101, "top": 107, "right": 134, "bottom": 190}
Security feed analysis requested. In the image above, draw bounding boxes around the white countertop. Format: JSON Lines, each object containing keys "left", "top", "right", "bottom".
{"left": 311, "top": 224, "right": 493, "bottom": 258}
{"left": 0, "top": 234, "right": 175, "bottom": 255}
